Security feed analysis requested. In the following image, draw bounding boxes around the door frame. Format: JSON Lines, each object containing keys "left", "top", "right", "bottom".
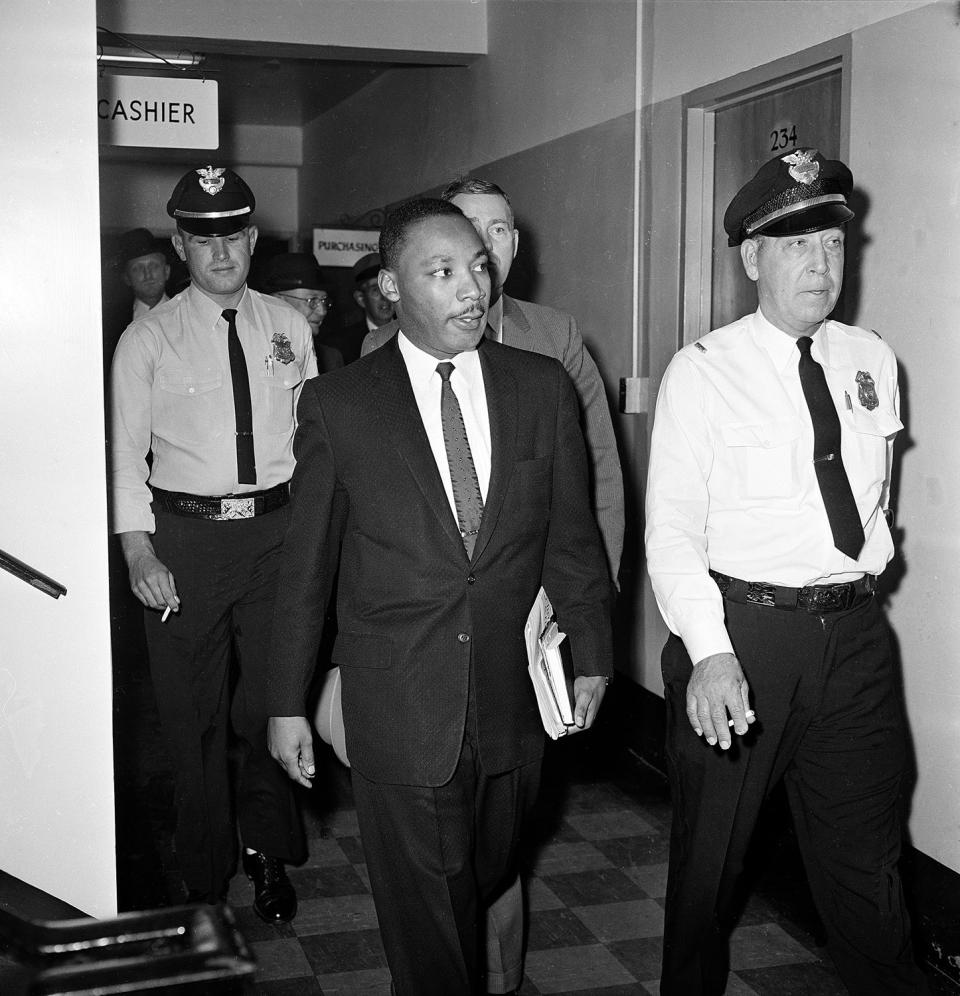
{"left": 680, "top": 37, "right": 852, "bottom": 347}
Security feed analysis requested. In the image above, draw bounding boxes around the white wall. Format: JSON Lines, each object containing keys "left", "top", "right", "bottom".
{"left": 646, "top": 0, "right": 931, "bottom": 104}
{"left": 301, "top": 0, "right": 637, "bottom": 221}
{"left": 0, "top": 0, "right": 116, "bottom": 915}
{"left": 849, "top": 1, "right": 960, "bottom": 873}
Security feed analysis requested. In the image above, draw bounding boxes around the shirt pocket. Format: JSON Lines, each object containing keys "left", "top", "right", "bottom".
{"left": 258, "top": 366, "right": 303, "bottom": 434}
{"left": 842, "top": 407, "right": 902, "bottom": 494}
{"left": 156, "top": 365, "right": 225, "bottom": 445}
{"left": 721, "top": 416, "right": 802, "bottom": 499}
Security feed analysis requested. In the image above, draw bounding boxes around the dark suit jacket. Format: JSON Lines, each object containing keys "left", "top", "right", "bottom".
{"left": 362, "top": 295, "right": 624, "bottom": 581}
{"left": 268, "top": 337, "right": 613, "bottom": 787}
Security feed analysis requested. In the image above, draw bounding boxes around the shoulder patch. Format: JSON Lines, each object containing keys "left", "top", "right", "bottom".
{"left": 694, "top": 342, "right": 707, "bottom": 353}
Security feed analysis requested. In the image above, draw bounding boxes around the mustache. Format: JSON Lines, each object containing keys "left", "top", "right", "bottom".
{"left": 453, "top": 304, "right": 487, "bottom": 318}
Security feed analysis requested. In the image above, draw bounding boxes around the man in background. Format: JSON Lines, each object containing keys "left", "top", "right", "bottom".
{"left": 103, "top": 228, "right": 172, "bottom": 362}
{"left": 111, "top": 166, "right": 315, "bottom": 923}
{"left": 330, "top": 251, "right": 395, "bottom": 363}
{"left": 120, "top": 227, "right": 171, "bottom": 320}
{"left": 264, "top": 251, "right": 344, "bottom": 373}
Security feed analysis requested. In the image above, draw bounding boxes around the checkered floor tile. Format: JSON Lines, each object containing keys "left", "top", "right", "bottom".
{"left": 99, "top": 650, "right": 954, "bottom": 995}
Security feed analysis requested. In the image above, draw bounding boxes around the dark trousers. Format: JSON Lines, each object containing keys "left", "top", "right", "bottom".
{"left": 144, "top": 507, "right": 306, "bottom": 899}
{"left": 660, "top": 594, "right": 928, "bottom": 996}
{"left": 351, "top": 701, "right": 541, "bottom": 996}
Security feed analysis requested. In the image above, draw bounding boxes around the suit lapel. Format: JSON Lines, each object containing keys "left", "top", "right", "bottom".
{"left": 370, "top": 339, "right": 465, "bottom": 551}
{"left": 500, "top": 294, "right": 529, "bottom": 347}
{"left": 472, "top": 344, "right": 518, "bottom": 564}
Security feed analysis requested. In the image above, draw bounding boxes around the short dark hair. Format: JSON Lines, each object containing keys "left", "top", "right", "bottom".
{"left": 379, "top": 198, "right": 465, "bottom": 269}
{"left": 441, "top": 176, "right": 514, "bottom": 225}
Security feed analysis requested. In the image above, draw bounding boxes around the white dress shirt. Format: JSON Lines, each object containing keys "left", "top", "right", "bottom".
{"left": 645, "top": 309, "right": 902, "bottom": 665}
{"left": 397, "top": 331, "right": 491, "bottom": 523}
{"left": 111, "top": 283, "right": 318, "bottom": 534}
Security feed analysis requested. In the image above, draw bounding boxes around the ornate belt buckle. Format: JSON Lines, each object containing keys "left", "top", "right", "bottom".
{"left": 746, "top": 582, "right": 776, "bottom": 607}
{"left": 220, "top": 497, "right": 255, "bottom": 520}
{"left": 811, "top": 585, "right": 844, "bottom": 612}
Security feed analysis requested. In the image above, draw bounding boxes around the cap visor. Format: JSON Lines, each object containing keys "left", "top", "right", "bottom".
{"left": 753, "top": 202, "right": 854, "bottom": 239}
{"left": 176, "top": 215, "right": 251, "bottom": 237}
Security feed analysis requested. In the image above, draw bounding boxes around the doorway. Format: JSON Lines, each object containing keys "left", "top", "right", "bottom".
{"left": 682, "top": 42, "right": 848, "bottom": 344}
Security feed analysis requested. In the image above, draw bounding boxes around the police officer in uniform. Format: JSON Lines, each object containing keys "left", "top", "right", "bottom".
{"left": 645, "top": 149, "right": 929, "bottom": 995}
{"left": 111, "top": 166, "right": 316, "bottom": 921}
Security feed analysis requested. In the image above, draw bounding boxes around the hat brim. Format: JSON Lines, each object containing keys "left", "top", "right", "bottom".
{"left": 748, "top": 202, "right": 854, "bottom": 242}
{"left": 353, "top": 265, "right": 380, "bottom": 285}
{"left": 314, "top": 667, "right": 349, "bottom": 768}
{"left": 175, "top": 215, "right": 251, "bottom": 237}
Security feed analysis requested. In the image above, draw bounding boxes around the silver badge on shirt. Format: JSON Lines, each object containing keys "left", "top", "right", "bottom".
{"left": 855, "top": 370, "right": 879, "bottom": 411}
{"left": 271, "top": 332, "right": 296, "bottom": 365}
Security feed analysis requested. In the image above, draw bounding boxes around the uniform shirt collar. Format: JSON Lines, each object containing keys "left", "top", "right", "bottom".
{"left": 185, "top": 281, "right": 251, "bottom": 328}
{"left": 752, "top": 307, "right": 828, "bottom": 373}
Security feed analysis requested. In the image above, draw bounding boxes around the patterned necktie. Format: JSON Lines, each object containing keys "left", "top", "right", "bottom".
{"left": 437, "top": 362, "right": 484, "bottom": 557}
{"left": 796, "top": 336, "right": 864, "bottom": 559}
{"left": 222, "top": 309, "right": 257, "bottom": 485}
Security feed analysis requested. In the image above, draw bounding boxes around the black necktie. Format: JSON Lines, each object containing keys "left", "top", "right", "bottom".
{"left": 222, "top": 309, "right": 257, "bottom": 485}
{"left": 796, "top": 336, "right": 864, "bottom": 559}
{"left": 437, "top": 362, "right": 484, "bottom": 557}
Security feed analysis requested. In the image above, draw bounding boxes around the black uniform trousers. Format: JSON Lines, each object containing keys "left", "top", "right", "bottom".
{"left": 351, "top": 678, "right": 541, "bottom": 996}
{"left": 660, "top": 593, "right": 928, "bottom": 996}
{"left": 144, "top": 506, "right": 306, "bottom": 899}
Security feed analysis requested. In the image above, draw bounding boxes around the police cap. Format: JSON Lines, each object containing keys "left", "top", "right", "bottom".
{"left": 166, "top": 165, "right": 255, "bottom": 236}
{"left": 723, "top": 148, "right": 854, "bottom": 247}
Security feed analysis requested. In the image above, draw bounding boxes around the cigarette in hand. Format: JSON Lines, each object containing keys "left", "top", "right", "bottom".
{"left": 161, "top": 605, "right": 172, "bottom": 623}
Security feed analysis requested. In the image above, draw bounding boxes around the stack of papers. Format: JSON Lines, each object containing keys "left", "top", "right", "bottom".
{"left": 525, "top": 587, "right": 577, "bottom": 739}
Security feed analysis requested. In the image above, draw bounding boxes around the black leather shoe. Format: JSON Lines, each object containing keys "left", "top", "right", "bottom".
{"left": 242, "top": 850, "right": 297, "bottom": 924}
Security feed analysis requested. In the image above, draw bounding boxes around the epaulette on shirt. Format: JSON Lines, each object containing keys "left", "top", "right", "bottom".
{"left": 694, "top": 341, "right": 707, "bottom": 353}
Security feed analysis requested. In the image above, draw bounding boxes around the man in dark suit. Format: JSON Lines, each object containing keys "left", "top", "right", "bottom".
{"left": 362, "top": 177, "right": 623, "bottom": 585}
{"left": 267, "top": 198, "right": 613, "bottom": 995}
{"left": 361, "top": 178, "right": 624, "bottom": 992}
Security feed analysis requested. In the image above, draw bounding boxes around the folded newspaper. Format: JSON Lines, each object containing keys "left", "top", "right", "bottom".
{"left": 525, "top": 587, "right": 577, "bottom": 739}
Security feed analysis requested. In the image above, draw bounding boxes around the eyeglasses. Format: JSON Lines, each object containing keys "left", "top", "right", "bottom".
{"left": 275, "top": 292, "right": 332, "bottom": 310}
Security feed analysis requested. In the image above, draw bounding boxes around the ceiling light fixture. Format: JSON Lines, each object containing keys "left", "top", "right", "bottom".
{"left": 98, "top": 44, "right": 205, "bottom": 68}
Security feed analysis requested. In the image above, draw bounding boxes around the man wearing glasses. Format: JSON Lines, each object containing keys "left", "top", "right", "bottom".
{"left": 264, "top": 252, "right": 344, "bottom": 373}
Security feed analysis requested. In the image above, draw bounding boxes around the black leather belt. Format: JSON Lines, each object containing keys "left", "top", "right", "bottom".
{"left": 152, "top": 484, "right": 289, "bottom": 521}
{"left": 709, "top": 570, "right": 876, "bottom": 613}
